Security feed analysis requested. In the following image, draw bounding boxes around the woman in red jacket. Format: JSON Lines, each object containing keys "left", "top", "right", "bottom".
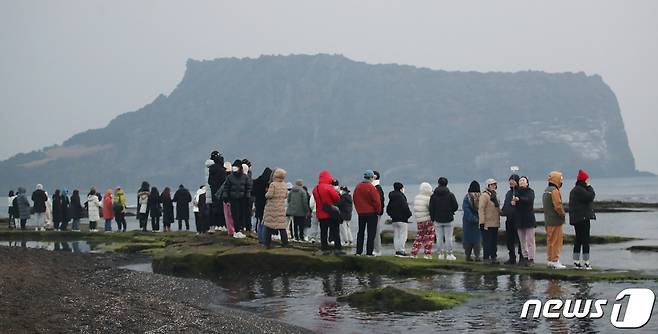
{"left": 312, "top": 170, "right": 342, "bottom": 254}
{"left": 102, "top": 189, "right": 115, "bottom": 232}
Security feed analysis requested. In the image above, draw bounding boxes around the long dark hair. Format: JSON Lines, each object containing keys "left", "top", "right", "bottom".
{"left": 8, "top": 190, "right": 14, "bottom": 197}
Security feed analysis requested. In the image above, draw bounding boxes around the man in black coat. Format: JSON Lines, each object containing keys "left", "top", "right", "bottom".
{"left": 501, "top": 174, "right": 524, "bottom": 265}
{"left": 173, "top": 184, "right": 192, "bottom": 231}
{"left": 31, "top": 184, "right": 48, "bottom": 230}
{"left": 207, "top": 150, "right": 227, "bottom": 231}
{"left": 386, "top": 182, "right": 413, "bottom": 257}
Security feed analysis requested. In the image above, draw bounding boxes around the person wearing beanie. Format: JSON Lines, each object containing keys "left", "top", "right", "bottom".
{"left": 513, "top": 176, "right": 537, "bottom": 267}
{"left": 386, "top": 182, "right": 412, "bottom": 257}
{"left": 569, "top": 169, "right": 596, "bottom": 270}
{"left": 353, "top": 170, "right": 381, "bottom": 256}
{"left": 222, "top": 159, "right": 253, "bottom": 239}
{"left": 336, "top": 185, "right": 354, "bottom": 247}
{"left": 372, "top": 171, "right": 385, "bottom": 256}
{"left": 411, "top": 183, "right": 434, "bottom": 259}
{"left": 479, "top": 178, "right": 501, "bottom": 264}
{"left": 462, "top": 181, "right": 482, "bottom": 261}
{"left": 430, "top": 177, "right": 459, "bottom": 260}
{"left": 501, "top": 174, "right": 524, "bottom": 264}
{"left": 543, "top": 171, "right": 567, "bottom": 269}
{"left": 286, "top": 179, "right": 310, "bottom": 242}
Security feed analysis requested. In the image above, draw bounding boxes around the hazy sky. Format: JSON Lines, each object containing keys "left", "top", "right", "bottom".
{"left": 1, "top": 1, "right": 657, "bottom": 173}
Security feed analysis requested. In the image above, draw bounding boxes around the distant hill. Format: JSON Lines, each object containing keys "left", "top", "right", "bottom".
{"left": 0, "top": 54, "right": 639, "bottom": 191}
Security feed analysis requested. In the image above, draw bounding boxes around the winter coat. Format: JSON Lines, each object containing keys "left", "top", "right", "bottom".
{"left": 263, "top": 168, "right": 289, "bottom": 230}
{"left": 15, "top": 194, "right": 31, "bottom": 220}
{"left": 137, "top": 191, "right": 150, "bottom": 218}
{"left": 193, "top": 188, "right": 205, "bottom": 213}
{"left": 102, "top": 194, "right": 114, "bottom": 220}
{"left": 462, "top": 193, "right": 482, "bottom": 245}
{"left": 253, "top": 168, "right": 272, "bottom": 220}
{"left": 513, "top": 187, "right": 536, "bottom": 229}
{"left": 161, "top": 192, "right": 174, "bottom": 225}
{"left": 543, "top": 172, "right": 566, "bottom": 226}
{"left": 429, "top": 186, "right": 459, "bottom": 223}
{"left": 312, "top": 170, "right": 340, "bottom": 220}
{"left": 208, "top": 157, "right": 226, "bottom": 194}
{"left": 172, "top": 188, "right": 192, "bottom": 220}
{"left": 353, "top": 181, "right": 381, "bottom": 215}
{"left": 569, "top": 181, "right": 596, "bottom": 225}
{"left": 413, "top": 183, "right": 433, "bottom": 222}
{"left": 70, "top": 193, "right": 84, "bottom": 220}
{"left": 336, "top": 193, "right": 353, "bottom": 222}
{"left": 31, "top": 189, "right": 47, "bottom": 213}
{"left": 386, "top": 190, "right": 412, "bottom": 223}
{"left": 223, "top": 172, "right": 253, "bottom": 201}
{"left": 61, "top": 195, "right": 70, "bottom": 223}
{"left": 286, "top": 186, "right": 309, "bottom": 217}
{"left": 8, "top": 195, "right": 16, "bottom": 216}
{"left": 148, "top": 192, "right": 161, "bottom": 218}
{"left": 478, "top": 190, "right": 501, "bottom": 228}
{"left": 374, "top": 182, "right": 385, "bottom": 216}
{"left": 502, "top": 188, "right": 517, "bottom": 226}
{"left": 52, "top": 193, "right": 64, "bottom": 223}
{"left": 113, "top": 189, "right": 127, "bottom": 213}
{"left": 87, "top": 195, "right": 101, "bottom": 221}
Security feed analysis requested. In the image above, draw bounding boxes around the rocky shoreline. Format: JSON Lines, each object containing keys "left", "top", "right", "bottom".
{"left": 0, "top": 246, "right": 311, "bottom": 334}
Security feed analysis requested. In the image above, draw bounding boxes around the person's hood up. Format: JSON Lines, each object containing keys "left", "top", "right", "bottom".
{"left": 419, "top": 182, "right": 433, "bottom": 196}
{"left": 318, "top": 170, "right": 333, "bottom": 185}
{"left": 205, "top": 159, "right": 215, "bottom": 168}
{"left": 433, "top": 185, "right": 451, "bottom": 197}
{"left": 548, "top": 171, "right": 563, "bottom": 188}
{"left": 115, "top": 188, "right": 125, "bottom": 196}
{"left": 273, "top": 168, "right": 287, "bottom": 182}
{"left": 36, "top": 184, "right": 43, "bottom": 190}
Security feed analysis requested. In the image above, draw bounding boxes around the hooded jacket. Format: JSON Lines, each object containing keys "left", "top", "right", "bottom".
{"left": 543, "top": 171, "right": 566, "bottom": 226}
{"left": 569, "top": 181, "right": 596, "bottom": 225}
{"left": 114, "top": 188, "right": 127, "bottom": 211}
{"left": 429, "top": 186, "right": 459, "bottom": 223}
{"left": 137, "top": 190, "right": 150, "bottom": 217}
{"left": 173, "top": 186, "right": 192, "bottom": 220}
{"left": 263, "top": 168, "right": 289, "bottom": 229}
{"left": 413, "top": 183, "right": 433, "bottom": 223}
{"left": 31, "top": 188, "right": 48, "bottom": 213}
{"left": 102, "top": 192, "right": 114, "bottom": 220}
{"left": 386, "top": 190, "right": 412, "bottom": 223}
{"left": 70, "top": 192, "right": 84, "bottom": 220}
{"left": 87, "top": 194, "right": 101, "bottom": 221}
{"left": 336, "top": 192, "right": 353, "bottom": 222}
{"left": 223, "top": 170, "right": 253, "bottom": 201}
{"left": 15, "top": 189, "right": 31, "bottom": 220}
{"left": 313, "top": 170, "right": 340, "bottom": 220}
{"left": 286, "top": 185, "right": 309, "bottom": 217}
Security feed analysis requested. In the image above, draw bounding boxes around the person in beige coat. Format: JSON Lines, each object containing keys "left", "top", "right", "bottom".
{"left": 263, "top": 168, "right": 289, "bottom": 247}
{"left": 479, "top": 179, "right": 502, "bottom": 264}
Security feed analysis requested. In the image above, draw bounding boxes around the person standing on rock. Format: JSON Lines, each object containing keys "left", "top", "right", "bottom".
{"left": 263, "top": 168, "right": 290, "bottom": 247}
{"left": 387, "top": 182, "right": 413, "bottom": 257}
{"left": 513, "top": 176, "right": 537, "bottom": 267}
{"left": 287, "top": 179, "right": 310, "bottom": 242}
{"left": 160, "top": 187, "right": 175, "bottom": 232}
{"left": 462, "top": 181, "right": 482, "bottom": 262}
{"left": 371, "top": 171, "right": 385, "bottom": 256}
{"left": 60, "top": 189, "right": 71, "bottom": 231}
{"left": 314, "top": 170, "right": 343, "bottom": 254}
{"left": 148, "top": 186, "right": 162, "bottom": 232}
{"left": 543, "top": 171, "right": 567, "bottom": 269}
{"left": 410, "top": 183, "right": 434, "bottom": 259}
{"left": 31, "top": 184, "right": 48, "bottom": 231}
{"left": 336, "top": 186, "right": 354, "bottom": 247}
{"left": 51, "top": 189, "right": 64, "bottom": 231}
{"left": 430, "top": 177, "right": 459, "bottom": 261}
{"left": 87, "top": 188, "right": 102, "bottom": 232}
{"left": 70, "top": 189, "right": 84, "bottom": 231}
{"left": 8, "top": 190, "right": 17, "bottom": 229}
{"left": 102, "top": 189, "right": 115, "bottom": 232}
{"left": 222, "top": 160, "right": 252, "bottom": 239}
{"left": 353, "top": 170, "right": 381, "bottom": 256}
{"left": 193, "top": 185, "right": 207, "bottom": 234}
{"left": 173, "top": 184, "right": 192, "bottom": 231}
{"left": 569, "top": 169, "right": 596, "bottom": 270}
{"left": 242, "top": 159, "right": 255, "bottom": 232}
{"left": 15, "top": 187, "right": 31, "bottom": 230}
{"left": 137, "top": 182, "right": 150, "bottom": 232}
{"left": 253, "top": 167, "right": 273, "bottom": 238}
{"left": 113, "top": 187, "right": 127, "bottom": 232}
{"left": 206, "top": 150, "right": 226, "bottom": 232}
{"left": 479, "top": 179, "right": 501, "bottom": 264}
{"left": 502, "top": 174, "right": 524, "bottom": 265}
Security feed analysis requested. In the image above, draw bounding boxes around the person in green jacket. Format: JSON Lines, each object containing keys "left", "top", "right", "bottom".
{"left": 287, "top": 179, "right": 310, "bottom": 241}
{"left": 542, "top": 171, "right": 567, "bottom": 269}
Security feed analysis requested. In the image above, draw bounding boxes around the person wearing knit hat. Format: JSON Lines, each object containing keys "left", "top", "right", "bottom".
{"left": 462, "top": 181, "right": 482, "bottom": 261}
{"left": 543, "top": 171, "right": 567, "bottom": 269}
{"left": 501, "top": 174, "right": 523, "bottom": 265}
{"left": 569, "top": 169, "right": 596, "bottom": 270}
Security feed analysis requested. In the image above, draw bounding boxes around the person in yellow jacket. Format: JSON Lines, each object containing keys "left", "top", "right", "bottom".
{"left": 542, "top": 171, "right": 567, "bottom": 269}
{"left": 113, "top": 187, "right": 127, "bottom": 232}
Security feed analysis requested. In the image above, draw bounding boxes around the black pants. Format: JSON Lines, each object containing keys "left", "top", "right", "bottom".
{"left": 293, "top": 216, "right": 305, "bottom": 240}
{"left": 230, "top": 199, "right": 246, "bottom": 232}
{"left": 482, "top": 227, "right": 499, "bottom": 260}
{"left": 263, "top": 226, "right": 289, "bottom": 247}
{"left": 243, "top": 199, "right": 253, "bottom": 232}
{"left": 194, "top": 212, "right": 206, "bottom": 233}
{"left": 151, "top": 216, "right": 160, "bottom": 231}
{"left": 356, "top": 214, "right": 378, "bottom": 255}
{"left": 53, "top": 220, "right": 60, "bottom": 230}
{"left": 505, "top": 220, "right": 523, "bottom": 260}
{"left": 178, "top": 219, "right": 189, "bottom": 230}
{"left": 573, "top": 220, "right": 591, "bottom": 255}
{"left": 89, "top": 221, "right": 97, "bottom": 231}
{"left": 320, "top": 218, "right": 341, "bottom": 250}
{"left": 114, "top": 210, "right": 126, "bottom": 231}
{"left": 20, "top": 218, "right": 27, "bottom": 230}
{"left": 60, "top": 220, "right": 69, "bottom": 231}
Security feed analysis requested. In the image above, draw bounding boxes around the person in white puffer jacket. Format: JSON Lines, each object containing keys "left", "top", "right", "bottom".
{"left": 410, "top": 182, "right": 434, "bottom": 259}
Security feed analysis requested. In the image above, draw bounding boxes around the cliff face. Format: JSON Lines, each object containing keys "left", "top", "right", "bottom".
{"left": 0, "top": 54, "right": 638, "bottom": 191}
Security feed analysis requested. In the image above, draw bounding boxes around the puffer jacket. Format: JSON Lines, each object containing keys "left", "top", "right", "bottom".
{"left": 102, "top": 193, "right": 114, "bottom": 220}
{"left": 514, "top": 187, "right": 536, "bottom": 229}
{"left": 569, "top": 181, "right": 596, "bottom": 225}
{"left": 312, "top": 170, "right": 340, "bottom": 220}
{"left": 223, "top": 172, "right": 253, "bottom": 201}
{"left": 429, "top": 186, "right": 459, "bottom": 223}
{"left": 336, "top": 193, "right": 353, "bottom": 222}
{"left": 263, "top": 168, "right": 289, "bottom": 229}
{"left": 543, "top": 171, "right": 566, "bottom": 226}
{"left": 137, "top": 191, "right": 150, "bottom": 217}
{"left": 286, "top": 186, "right": 309, "bottom": 217}
{"left": 16, "top": 193, "right": 31, "bottom": 220}
{"left": 413, "top": 183, "right": 433, "bottom": 222}
{"left": 87, "top": 195, "right": 101, "bottom": 221}
{"left": 386, "top": 190, "right": 412, "bottom": 223}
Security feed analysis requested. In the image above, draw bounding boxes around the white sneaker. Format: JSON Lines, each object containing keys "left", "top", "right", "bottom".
{"left": 233, "top": 233, "right": 241, "bottom": 239}
{"left": 584, "top": 261, "right": 592, "bottom": 270}
{"left": 552, "top": 261, "right": 566, "bottom": 269}
{"left": 437, "top": 252, "right": 446, "bottom": 260}
{"left": 446, "top": 254, "right": 457, "bottom": 261}
{"left": 423, "top": 254, "right": 432, "bottom": 260}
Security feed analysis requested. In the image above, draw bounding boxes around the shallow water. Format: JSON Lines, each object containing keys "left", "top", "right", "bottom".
{"left": 0, "top": 240, "right": 95, "bottom": 253}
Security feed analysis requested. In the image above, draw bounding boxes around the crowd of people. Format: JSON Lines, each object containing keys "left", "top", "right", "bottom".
{"left": 6, "top": 149, "right": 597, "bottom": 270}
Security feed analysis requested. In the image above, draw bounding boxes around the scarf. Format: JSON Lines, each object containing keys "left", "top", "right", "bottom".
{"left": 486, "top": 189, "right": 499, "bottom": 208}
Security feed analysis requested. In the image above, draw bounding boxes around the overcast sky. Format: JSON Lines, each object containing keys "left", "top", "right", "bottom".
{"left": 1, "top": 1, "right": 657, "bottom": 173}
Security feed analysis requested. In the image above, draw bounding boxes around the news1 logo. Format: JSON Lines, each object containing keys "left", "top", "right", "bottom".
{"left": 521, "top": 288, "right": 656, "bottom": 329}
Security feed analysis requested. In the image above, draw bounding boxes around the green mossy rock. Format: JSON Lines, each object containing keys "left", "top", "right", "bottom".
{"left": 337, "top": 286, "right": 469, "bottom": 312}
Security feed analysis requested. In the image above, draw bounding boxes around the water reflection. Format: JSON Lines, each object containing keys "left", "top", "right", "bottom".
{"left": 0, "top": 240, "right": 93, "bottom": 253}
